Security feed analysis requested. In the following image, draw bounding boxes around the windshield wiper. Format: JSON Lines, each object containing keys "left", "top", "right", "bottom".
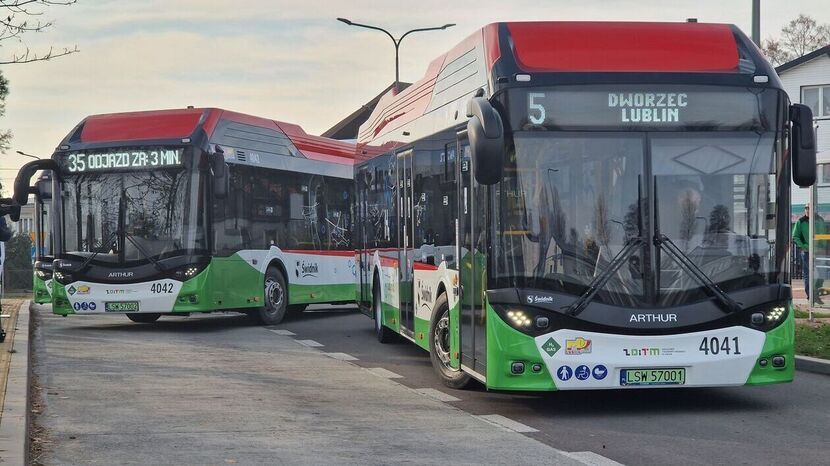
{"left": 652, "top": 176, "right": 741, "bottom": 314}
{"left": 565, "top": 236, "right": 644, "bottom": 316}
{"left": 653, "top": 234, "right": 742, "bottom": 313}
{"left": 123, "top": 232, "right": 166, "bottom": 273}
{"left": 78, "top": 230, "right": 119, "bottom": 270}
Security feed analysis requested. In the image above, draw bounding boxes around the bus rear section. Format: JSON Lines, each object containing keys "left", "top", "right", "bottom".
{"left": 353, "top": 21, "right": 815, "bottom": 390}
{"left": 17, "top": 107, "right": 356, "bottom": 324}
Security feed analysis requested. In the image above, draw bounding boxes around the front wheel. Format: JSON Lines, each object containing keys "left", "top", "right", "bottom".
{"left": 126, "top": 313, "right": 161, "bottom": 323}
{"left": 429, "top": 293, "right": 470, "bottom": 389}
{"left": 249, "top": 266, "right": 288, "bottom": 325}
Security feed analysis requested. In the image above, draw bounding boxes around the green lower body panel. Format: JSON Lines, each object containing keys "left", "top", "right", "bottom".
{"left": 414, "top": 316, "right": 430, "bottom": 351}
{"left": 486, "top": 304, "right": 557, "bottom": 391}
{"left": 289, "top": 283, "right": 355, "bottom": 305}
{"left": 33, "top": 274, "right": 51, "bottom": 304}
{"left": 382, "top": 301, "right": 400, "bottom": 334}
{"left": 745, "top": 308, "right": 795, "bottom": 385}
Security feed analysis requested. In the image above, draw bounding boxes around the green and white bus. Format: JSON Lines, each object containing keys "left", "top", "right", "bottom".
{"left": 354, "top": 21, "right": 816, "bottom": 390}
{"left": 14, "top": 108, "right": 356, "bottom": 324}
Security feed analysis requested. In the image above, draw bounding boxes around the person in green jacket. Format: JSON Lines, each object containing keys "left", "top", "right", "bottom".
{"left": 793, "top": 203, "right": 825, "bottom": 303}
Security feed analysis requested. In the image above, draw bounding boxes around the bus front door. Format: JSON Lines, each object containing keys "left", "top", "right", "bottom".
{"left": 457, "top": 135, "right": 487, "bottom": 378}
{"left": 356, "top": 166, "right": 371, "bottom": 314}
{"left": 397, "top": 150, "right": 415, "bottom": 336}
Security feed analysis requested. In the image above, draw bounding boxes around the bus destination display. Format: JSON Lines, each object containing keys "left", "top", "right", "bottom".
{"left": 64, "top": 148, "right": 183, "bottom": 173}
{"left": 514, "top": 86, "right": 772, "bottom": 131}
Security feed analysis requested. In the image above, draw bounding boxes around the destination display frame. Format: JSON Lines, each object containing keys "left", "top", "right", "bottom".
{"left": 61, "top": 146, "right": 185, "bottom": 174}
{"left": 506, "top": 85, "right": 779, "bottom": 132}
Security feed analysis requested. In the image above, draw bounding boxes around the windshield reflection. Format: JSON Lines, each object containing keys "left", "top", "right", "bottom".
{"left": 61, "top": 168, "right": 207, "bottom": 263}
{"left": 494, "top": 131, "right": 779, "bottom": 307}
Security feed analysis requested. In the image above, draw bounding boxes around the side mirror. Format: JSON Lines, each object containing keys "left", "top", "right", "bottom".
{"left": 13, "top": 159, "right": 59, "bottom": 206}
{"left": 212, "top": 147, "right": 229, "bottom": 199}
{"left": 467, "top": 97, "right": 504, "bottom": 186}
{"left": 791, "top": 103, "right": 816, "bottom": 188}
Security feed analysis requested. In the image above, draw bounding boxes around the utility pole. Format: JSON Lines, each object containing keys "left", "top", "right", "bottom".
{"left": 752, "top": 0, "right": 761, "bottom": 46}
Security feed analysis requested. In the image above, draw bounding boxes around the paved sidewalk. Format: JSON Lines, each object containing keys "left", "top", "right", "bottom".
{"left": 0, "top": 301, "right": 31, "bottom": 465}
{"left": 31, "top": 310, "right": 599, "bottom": 465}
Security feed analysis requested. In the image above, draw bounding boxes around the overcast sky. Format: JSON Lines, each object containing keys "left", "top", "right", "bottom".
{"left": 1, "top": 0, "right": 829, "bottom": 190}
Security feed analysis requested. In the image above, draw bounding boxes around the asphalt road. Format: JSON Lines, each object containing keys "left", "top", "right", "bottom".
{"left": 30, "top": 306, "right": 595, "bottom": 466}
{"left": 280, "top": 306, "right": 830, "bottom": 466}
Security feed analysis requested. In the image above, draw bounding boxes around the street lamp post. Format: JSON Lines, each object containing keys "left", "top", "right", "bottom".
{"left": 336, "top": 18, "right": 455, "bottom": 92}
{"left": 16, "top": 150, "right": 41, "bottom": 160}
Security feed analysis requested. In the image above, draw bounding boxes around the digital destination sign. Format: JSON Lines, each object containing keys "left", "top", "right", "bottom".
{"left": 63, "top": 148, "right": 183, "bottom": 173}
{"left": 512, "top": 86, "right": 773, "bottom": 131}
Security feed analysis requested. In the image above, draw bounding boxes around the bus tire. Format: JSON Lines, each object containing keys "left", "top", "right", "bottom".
{"left": 251, "top": 266, "right": 288, "bottom": 325}
{"left": 373, "top": 279, "right": 395, "bottom": 343}
{"left": 429, "top": 293, "right": 470, "bottom": 389}
{"left": 126, "top": 313, "right": 161, "bottom": 323}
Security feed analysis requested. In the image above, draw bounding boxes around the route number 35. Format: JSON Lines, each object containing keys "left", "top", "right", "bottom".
{"left": 699, "top": 336, "right": 741, "bottom": 355}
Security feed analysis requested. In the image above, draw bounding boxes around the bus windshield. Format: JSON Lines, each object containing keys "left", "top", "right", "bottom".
{"left": 493, "top": 130, "right": 779, "bottom": 308}
{"left": 60, "top": 167, "right": 207, "bottom": 263}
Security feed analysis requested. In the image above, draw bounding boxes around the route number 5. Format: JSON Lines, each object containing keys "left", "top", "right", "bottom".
{"left": 529, "top": 92, "right": 546, "bottom": 125}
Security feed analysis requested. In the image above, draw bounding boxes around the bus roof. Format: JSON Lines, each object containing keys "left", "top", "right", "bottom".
{"left": 63, "top": 107, "right": 355, "bottom": 165}
{"left": 357, "top": 21, "right": 770, "bottom": 147}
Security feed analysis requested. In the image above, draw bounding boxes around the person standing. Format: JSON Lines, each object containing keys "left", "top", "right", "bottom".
{"left": 0, "top": 215, "right": 11, "bottom": 342}
{"left": 793, "top": 203, "right": 824, "bottom": 304}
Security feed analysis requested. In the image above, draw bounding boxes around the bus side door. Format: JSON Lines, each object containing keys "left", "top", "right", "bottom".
{"left": 457, "top": 134, "right": 487, "bottom": 378}
{"left": 397, "top": 150, "right": 415, "bottom": 335}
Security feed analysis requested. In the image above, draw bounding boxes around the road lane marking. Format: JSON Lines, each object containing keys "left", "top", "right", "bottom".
{"left": 324, "top": 352, "right": 358, "bottom": 361}
{"left": 564, "top": 451, "right": 624, "bottom": 466}
{"left": 365, "top": 367, "right": 404, "bottom": 379}
{"left": 295, "top": 339, "right": 324, "bottom": 347}
{"left": 267, "top": 329, "right": 296, "bottom": 336}
{"left": 476, "top": 414, "right": 538, "bottom": 433}
{"left": 414, "top": 388, "right": 460, "bottom": 402}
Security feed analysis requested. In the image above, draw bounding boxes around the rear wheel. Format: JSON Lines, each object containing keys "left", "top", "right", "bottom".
{"left": 374, "top": 278, "right": 395, "bottom": 343}
{"left": 429, "top": 293, "right": 470, "bottom": 389}
{"left": 249, "top": 266, "right": 287, "bottom": 325}
{"left": 126, "top": 313, "right": 161, "bottom": 323}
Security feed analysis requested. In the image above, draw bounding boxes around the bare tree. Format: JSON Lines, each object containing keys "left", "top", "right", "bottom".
{"left": 0, "top": 0, "right": 78, "bottom": 64}
{"left": 763, "top": 14, "right": 830, "bottom": 66}
{"left": 761, "top": 38, "right": 792, "bottom": 67}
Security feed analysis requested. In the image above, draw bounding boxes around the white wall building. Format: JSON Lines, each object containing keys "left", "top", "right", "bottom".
{"left": 776, "top": 45, "right": 830, "bottom": 219}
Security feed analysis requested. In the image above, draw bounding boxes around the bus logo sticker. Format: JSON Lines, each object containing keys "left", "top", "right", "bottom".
{"left": 296, "top": 261, "right": 319, "bottom": 278}
{"left": 76, "top": 285, "right": 90, "bottom": 295}
{"left": 556, "top": 366, "right": 573, "bottom": 381}
{"left": 542, "top": 338, "right": 561, "bottom": 357}
{"left": 67, "top": 285, "right": 77, "bottom": 295}
{"left": 565, "top": 337, "right": 592, "bottom": 355}
{"left": 592, "top": 365, "right": 608, "bottom": 380}
{"left": 574, "top": 365, "right": 591, "bottom": 381}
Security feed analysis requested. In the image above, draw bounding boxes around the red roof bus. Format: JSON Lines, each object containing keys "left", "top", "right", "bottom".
{"left": 15, "top": 107, "right": 356, "bottom": 324}
{"left": 352, "top": 21, "right": 816, "bottom": 391}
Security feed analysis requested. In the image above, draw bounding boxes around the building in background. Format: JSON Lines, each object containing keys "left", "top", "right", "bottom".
{"left": 776, "top": 45, "right": 830, "bottom": 218}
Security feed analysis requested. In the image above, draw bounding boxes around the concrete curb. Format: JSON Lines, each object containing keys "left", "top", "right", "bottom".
{"left": 796, "top": 354, "right": 830, "bottom": 375}
{"left": 0, "top": 300, "right": 31, "bottom": 466}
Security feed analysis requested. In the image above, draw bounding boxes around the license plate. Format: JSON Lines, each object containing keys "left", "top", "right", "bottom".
{"left": 620, "top": 368, "right": 685, "bottom": 386}
{"left": 105, "top": 301, "right": 139, "bottom": 312}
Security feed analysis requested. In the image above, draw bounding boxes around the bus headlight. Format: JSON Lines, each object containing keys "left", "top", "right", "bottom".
{"left": 173, "top": 263, "right": 207, "bottom": 281}
{"left": 749, "top": 302, "right": 788, "bottom": 329}
{"left": 506, "top": 309, "right": 533, "bottom": 328}
{"left": 36, "top": 270, "right": 51, "bottom": 279}
{"left": 53, "top": 271, "right": 73, "bottom": 284}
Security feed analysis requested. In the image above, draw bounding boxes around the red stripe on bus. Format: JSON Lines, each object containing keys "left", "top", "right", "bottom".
{"left": 280, "top": 249, "right": 355, "bottom": 257}
{"left": 413, "top": 262, "right": 439, "bottom": 271}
